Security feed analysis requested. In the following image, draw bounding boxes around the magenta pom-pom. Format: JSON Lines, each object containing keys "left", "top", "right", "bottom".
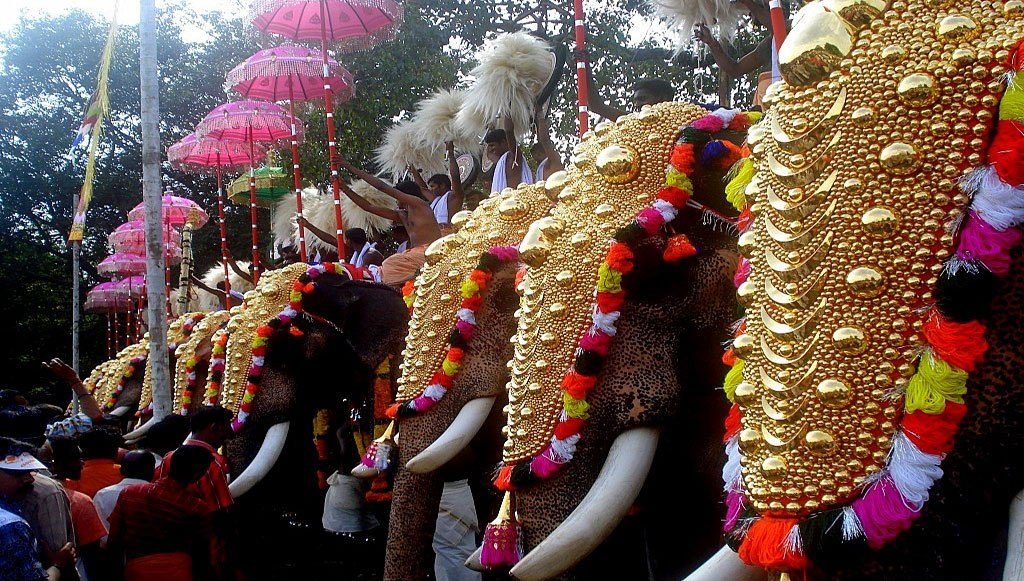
{"left": 724, "top": 491, "right": 745, "bottom": 532}
{"left": 956, "top": 212, "right": 1022, "bottom": 276}
{"left": 852, "top": 476, "right": 921, "bottom": 550}
{"left": 489, "top": 245, "right": 520, "bottom": 262}
{"left": 692, "top": 115, "right": 725, "bottom": 132}
{"left": 529, "top": 452, "right": 562, "bottom": 479}
{"left": 734, "top": 257, "right": 750, "bottom": 288}
{"left": 455, "top": 319, "right": 476, "bottom": 339}
{"left": 480, "top": 522, "right": 522, "bottom": 569}
{"left": 579, "top": 330, "right": 612, "bottom": 356}
{"left": 637, "top": 208, "right": 666, "bottom": 234}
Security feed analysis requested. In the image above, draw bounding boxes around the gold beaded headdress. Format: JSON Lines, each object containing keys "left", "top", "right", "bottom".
{"left": 174, "top": 310, "right": 232, "bottom": 414}
{"left": 139, "top": 313, "right": 196, "bottom": 413}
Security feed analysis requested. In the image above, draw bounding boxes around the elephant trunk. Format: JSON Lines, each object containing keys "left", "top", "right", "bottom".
{"left": 511, "top": 427, "right": 661, "bottom": 581}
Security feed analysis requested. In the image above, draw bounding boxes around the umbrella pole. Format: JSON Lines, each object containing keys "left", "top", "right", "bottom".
{"left": 572, "top": 0, "right": 590, "bottom": 136}
{"left": 217, "top": 165, "right": 232, "bottom": 309}
{"left": 165, "top": 220, "right": 172, "bottom": 318}
{"left": 288, "top": 87, "right": 308, "bottom": 262}
{"left": 107, "top": 312, "right": 113, "bottom": 358}
{"left": 248, "top": 124, "right": 261, "bottom": 283}
{"left": 319, "top": 0, "right": 345, "bottom": 252}
{"left": 114, "top": 308, "right": 121, "bottom": 352}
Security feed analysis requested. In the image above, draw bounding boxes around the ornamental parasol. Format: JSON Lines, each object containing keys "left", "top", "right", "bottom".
{"left": 250, "top": 0, "right": 404, "bottom": 254}
{"left": 167, "top": 134, "right": 268, "bottom": 307}
{"left": 127, "top": 193, "right": 209, "bottom": 228}
{"left": 87, "top": 281, "right": 135, "bottom": 354}
{"left": 228, "top": 166, "right": 292, "bottom": 207}
{"left": 196, "top": 101, "right": 305, "bottom": 281}
{"left": 97, "top": 253, "right": 147, "bottom": 278}
{"left": 225, "top": 45, "right": 355, "bottom": 259}
{"left": 108, "top": 220, "right": 181, "bottom": 252}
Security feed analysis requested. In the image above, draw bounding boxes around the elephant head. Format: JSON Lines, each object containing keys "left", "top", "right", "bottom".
{"left": 689, "top": 1, "right": 1024, "bottom": 579}
{"left": 90, "top": 339, "right": 149, "bottom": 425}
{"left": 209, "top": 263, "right": 409, "bottom": 513}
{"left": 172, "top": 310, "right": 232, "bottom": 416}
{"left": 382, "top": 181, "right": 556, "bottom": 579}
{"left": 467, "top": 102, "right": 753, "bottom": 579}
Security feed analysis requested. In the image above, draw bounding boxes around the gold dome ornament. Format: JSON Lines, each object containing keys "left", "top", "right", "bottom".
{"left": 778, "top": 2, "right": 854, "bottom": 86}
{"left": 595, "top": 144, "right": 641, "bottom": 184}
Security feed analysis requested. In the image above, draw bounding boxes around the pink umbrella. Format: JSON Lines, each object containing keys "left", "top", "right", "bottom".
{"left": 226, "top": 45, "right": 355, "bottom": 259}
{"left": 115, "top": 276, "right": 147, "bottom": 299}
{"left": 168, "top": 134, "right": 267, "bottom": 307}
{"left": 250, "top": 0, "right": 403, "bottom": 256}
{"left": 88, "top": 281, "right": 136, "bottom": 354}
{"left": 108, "top": 220, "right": 182, "bottom": 252}
{"left": 127, "top": 193, "right": 210, "bottom": 228}
{"left": 196, "top": 101, "right": 305, "bottom": 281}
{"left": 249, "top": 0, "right": 403, "bottom": 52}
{"left": 97, "top": 253, "right": 147, "bottom": 278}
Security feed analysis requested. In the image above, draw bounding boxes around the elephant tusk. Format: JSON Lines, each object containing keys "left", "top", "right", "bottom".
{"left": 683, "top": 545, "right": 767, "bottom": 581}
{"left": 1004, "top": 489, "right": 1024, "bottom": 580}
{"left": 229, "top": 421, "right": 290, "bottom": 499}
{"left": 109, "top": 406, "right": 132, "bottom": 418}
{"left": 464, "top": 546, "right": 484, "bottom": 571}
{"left": 350, "top": 463, "right": 379, "bottom": 479}
{"left": 509, "top": 427, "right": 660, "bottom": 581}
{"left": 405, "top": 397, "right": 497, "bottom": 474}
{"left": 123, "top": 416, "right": 158, "bottom": 443}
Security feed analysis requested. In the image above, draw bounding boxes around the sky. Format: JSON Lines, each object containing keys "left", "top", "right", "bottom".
{"left": 0, "top": 0, "right": 242, "bottom": 39}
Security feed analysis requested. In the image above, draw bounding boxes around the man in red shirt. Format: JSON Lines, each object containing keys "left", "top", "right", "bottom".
{"left": 64, "top": 428, "right": 122, "bottom": 498}
{"left": 159, "top": 405, "right": 232, "bottom": 510}
{"left": 107, "top": 445, "right": 214, "bottom": 581}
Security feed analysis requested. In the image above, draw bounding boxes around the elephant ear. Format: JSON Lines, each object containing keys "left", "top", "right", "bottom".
{"left": 326, "top": 280, "right": 410, "bottom": 371}
{"left": 721, "top": 3, "right": 1024, "bottom": 572}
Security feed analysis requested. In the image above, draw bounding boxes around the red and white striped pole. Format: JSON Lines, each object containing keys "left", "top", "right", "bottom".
{"left": 287, "top": 85, "right": 308, "bottom": 262}
{"left": 769, "top": 0, "right": 787, "bottom": 51}
{"left": 572, "top": 0, "right": 589, "bottom": 137}
{"left": 319, "top": 0, "right": 345, "bottom": 252}
{"left": 216, "top": 163, "right": 232, "bottom": 309}
{"left": 248, "top": 124, "right": 261, "bottom": 283}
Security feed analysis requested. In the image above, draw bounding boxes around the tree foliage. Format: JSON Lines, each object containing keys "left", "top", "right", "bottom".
{"left": 0, "top": 0, "right": 767, "bottom": 399}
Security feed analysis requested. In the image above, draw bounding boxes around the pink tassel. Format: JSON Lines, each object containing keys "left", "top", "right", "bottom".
{"left": 956, "top": 212, "right": 1022, "bottom": 276}
{"left": 851, "top": 476, "right": 921, "bottom": 550}
{"left": 579, "top": 330, "right": 612, "bottom": 356}
{"left": 724, "top": 490, "right": 745, "bottom": 532}
{"left": 692, "top": 115, "right": 725, "bottom": 132}
{"left": 481, "top": 492, "right": 522, "bottom": 569}
{"left": 455, "top": 319, "right": 475, "bottom": 338}
{"left": 411, "top": 395, "right": 437, "bottom": 412}
{"left": 734, "top": 257, "right": 750, "bottom": 288}
{"left": 636, "top": 208, "right": 666, "bottom": 234}
{"left": 529, "top": 453, "right": 562, "bottom": 479}
{"left": 489, "top": 245, "right": 520, "bottom": 262}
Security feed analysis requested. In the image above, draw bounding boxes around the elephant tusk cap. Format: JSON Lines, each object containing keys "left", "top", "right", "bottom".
{"left": 464, "top": 547, "right": 484, "bottom": 572}
{"left": 406, "top": 396, "right": 497, "bottom": 474}
{"left": 228, "top": 421, "right": 290, "bottom": 499}
{"left": 509, "top": 427, "right": 661, "bottom": 581}
{"left": 682, "top": 545, "right": 768, "bottom": 581}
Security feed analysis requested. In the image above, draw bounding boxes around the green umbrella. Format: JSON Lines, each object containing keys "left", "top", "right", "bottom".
{"left": 228, "top": 166, "right": 292, "bottom": 208}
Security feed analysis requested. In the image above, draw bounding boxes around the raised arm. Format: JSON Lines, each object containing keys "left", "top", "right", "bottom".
{"left": 407, "top": 165, "right": 433, "bottom": 200}
{"left": 695, "top": 25, "right": 770, "bottom": 77}
{"left": 576, "top": 50, "right": 625, "bottom": 121}
{"left": 339, "top": 157, "right": 428, "bottom": 209}
{"left": 338, "top": 179, "right": 402, "bottom": 222}
{"left": 297, "top": 217, "right": 338, "bottom": 248}
{"left": 502, "top": 116, "right": 524, "bottom": 189}
{"left": 445, "top": 141, "right": 464, "bottom": 216}
{"left": 189, "top": 275, "right": 224, "bottom": 298}
{"left": 535, "top": 115, "right": 564, "bottom": 175}
{"left": 229, "top": 260, "right": 254, "bottom": 284}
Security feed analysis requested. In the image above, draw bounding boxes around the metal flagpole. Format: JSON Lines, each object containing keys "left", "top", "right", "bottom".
{"left": 139, "top": 0, "right": 172, "bottom": 420}
{"left": 572, "top": 0, "right": 590, "bottom": 137}
{"left": 318, "top": 0, "right": 345, "bottom": 251}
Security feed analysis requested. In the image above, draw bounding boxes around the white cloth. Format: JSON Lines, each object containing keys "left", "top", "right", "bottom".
{"left": 430, "top": 191, "right": 452, "bottom": 225}
{"left": 351, "top": 242, "right": 375, "bottom": 268}
{"left": 433, "top": 480, "right": 481, "bottom": 581}
{"left": 396, "top": 241, "right": 409, "bottom": 254}
{"left": 491, "top": 151, "right": 534, "bottom": 193}
{"left": 536, "top": 158, "right": 549, "bottom": 182}
{"left": 93, "top": 477, "right": 148, "bottom": 530}
{"left": 323, "top": 472, "right": 378, "bottom": 533}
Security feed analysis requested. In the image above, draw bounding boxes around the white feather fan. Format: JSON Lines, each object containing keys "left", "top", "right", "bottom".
{"left": 411, "top": 89, "right": 479, "bottom": 156}
{"left": 272, "top": 187, "right": 322, "bottom": 250}
{"left": 374, "top": 120, "right": 445, "bottom": 180}
{"left": 651, "top": 0, "right": 744, "bottom": 46}
{"left": 342, "top": 180, "right": 398, "bottom": 237}
{"left": 456, "top": 32, "right": 554, "bottom": 139}
{"left": 193, "top": 262, "right": 254, "bottom": 312}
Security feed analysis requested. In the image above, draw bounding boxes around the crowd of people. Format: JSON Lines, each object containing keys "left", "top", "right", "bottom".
{"left": 0, "top": 394, "right": 238, "bottom": 581}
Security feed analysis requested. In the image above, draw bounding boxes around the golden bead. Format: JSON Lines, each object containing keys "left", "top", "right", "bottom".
{"left": 595, "top": 144, "right": 641, "bottom": 184}
{"left": 739, "top": 428, "right": 762, "bottom": 453}
{"left": 846, "top": 266, "right": 885, "bottom": 297}
{"left": 761, "top": 456, "right": 788, "bottom": 481}
{"left": 817, "top": 378, "right": 853, "bottom": 407}
{"left": 805, "top": 429, "right": 837, "bottom": 456}
{"left": 779, "top": 3, "right": 854, "bottom": 86}
{"left": 897, "top": 72, "right": 939, "bottom": 107}
{"left": 543, "top": 171, "right": 570, "bottom": 200}
{"left": 733, "top": 334, "right": 755, "bottom": 358}
{"left": 879, "top": 142, "right": 921, "bottom": 175}
{"left": 937, "top": 15, "right": 979, "bottom": 42}
{"left": 734, "top": 381, "right": 758, "bottom": 406}
{"left": 833, "top": 326, "right": 869, "bottom": 355}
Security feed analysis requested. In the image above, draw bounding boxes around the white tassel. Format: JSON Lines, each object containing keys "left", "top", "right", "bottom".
{"left": 591, "top": 308, "right": 621, "bottom": 336}
{"left": 783, "top": 523, "right": 804, "bottom": 556}
{"left": 723, "top": 437, "right": 743, "bottom": 492}
{"left": 888, "top": 432, "right": 944, "bottom": 510}
{"left": 423, "top": 384, "right": 447, "bottom": 401}
{"left": 456, "top": 308, "right": 477, "bottom": 325}
{"left": 943, "top": 256, "right": 985, "bottom": 276}
{"left": 967, "top": 166, "right": 1024, "bottom": 231}
{"left": 840, "top": 506, "right": 866, "bottom": 541}
{"left": 548, "top": 434, "right": 580, "bottom": 462}
{"left": 711, "top": 108, "right": 738, "bottom": 126}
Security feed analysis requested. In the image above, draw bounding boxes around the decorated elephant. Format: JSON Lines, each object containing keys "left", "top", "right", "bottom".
{"left": 688, "top": 1, "right": 1024, "bottom": 579}
{"left": 382, "top": 181, "right": 556, "bottom": 579}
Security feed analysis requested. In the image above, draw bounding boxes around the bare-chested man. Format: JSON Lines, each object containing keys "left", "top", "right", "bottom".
{"left": 337, "top": 155, "right": 442, "bottom": 286}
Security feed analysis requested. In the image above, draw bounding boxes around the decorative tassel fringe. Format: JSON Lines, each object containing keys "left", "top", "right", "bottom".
{"left": 887, "top": 432, "right": 943, "bottom": 510}
{"left": 480, "top": 492, "right": 523, "bottom": 569}
{"left": 841, "top": 506, "right": 865, "bottom": 541}
{"left": 725, "top": 158, "right": 755, "bottom": 211}
{"left": 962, "top": 166, "right": 1024, "bottom": 231}
{"left": 358, "top": 421, "right": 396, "bottom": 475}
{"left": 737, "top": 517, "right": 808, "bottom": 570}
{"left": 904, "top": 351, "right": 967, "bottom": 414}
{"left": 851, "top": 477, "right": 920, "bottom": 550}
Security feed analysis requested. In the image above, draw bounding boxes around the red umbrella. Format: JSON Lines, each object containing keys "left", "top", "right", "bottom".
{"left": 196, "top": 100, "right": 304, "bottom": 281}
{"left": 168, "top": 134, "right": 267, "bottom": 307}
{"left": 127, "top": 193, "right": 209, "bottom": 229}
{"left": 250, "top": 0, "right": 404, "bottom": 254}
{"left": 226, "top": 45, "right": 354, "bottom": 259}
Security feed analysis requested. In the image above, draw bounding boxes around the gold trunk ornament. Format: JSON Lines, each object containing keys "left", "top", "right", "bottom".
{"left": 139, "top": 314, "right": 195, "bottom": 412}
{"left": 173, "top": 310, "right": 232, "bottom": 412}
{"left": 395, "top": 183, "right": 556, "bottom": 403}
{"left": 502, "top": 103, "right": 709, "bottom": 463}
{"left": 736, "top": 0, "right": 1024, "bottom": 516}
